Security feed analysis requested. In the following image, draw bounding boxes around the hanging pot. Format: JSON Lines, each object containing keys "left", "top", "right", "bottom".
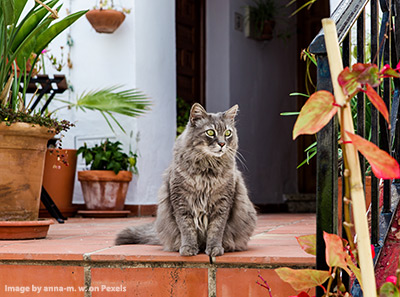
{"left": 86, "top": 9, "right": 126, "bottom": 34}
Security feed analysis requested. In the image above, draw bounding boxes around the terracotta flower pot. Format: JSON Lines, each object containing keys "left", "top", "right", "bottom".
{"left": 40, "top": 149, "right": 78, "bottom": 217}
{"left": 86, "top": 9, "right": 126, "bottom": 33}
{"left": 0, "top": 123, "right": 55, "bottom": 221}
{"left": 258, "top": 20, "right": 275, "bottom": 40}
{"left": 0, "top": 219, "right": 54, "bottom": 240}
{"left": 78, "top": 170, "right": 132, "bottom": 210}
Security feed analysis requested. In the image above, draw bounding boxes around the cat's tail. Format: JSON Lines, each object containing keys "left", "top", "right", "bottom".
{"left": 115, "top": 222, "right": 161, "bottom": 245}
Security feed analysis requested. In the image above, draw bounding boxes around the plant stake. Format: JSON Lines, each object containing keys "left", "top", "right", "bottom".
{"left": 322, "top": 18, "right": 376, "bottom": 295}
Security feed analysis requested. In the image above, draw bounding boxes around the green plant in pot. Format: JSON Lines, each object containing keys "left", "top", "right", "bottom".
{"left": 77, "top": 139, "right": 137, "bottom": 211}
{"left": 245, "top": 0, "right": 277, "bottom": 40}
{"left": 40, "top": 86, "right": 150, "bottom": 218}
{"left": 0, "top": 0, "right": 87, "bottom": 238}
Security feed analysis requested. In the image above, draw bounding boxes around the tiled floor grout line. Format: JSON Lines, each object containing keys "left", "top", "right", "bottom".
{"left": 208, "top": 265, "right": 217, "bottom": 297}
{"left": 252, "top": 218, "right": 313, "bottom": 237}
{"left": 84, "top": 266, "right": 92, "bottom": 297}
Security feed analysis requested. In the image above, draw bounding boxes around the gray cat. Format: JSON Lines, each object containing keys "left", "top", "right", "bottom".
{"left": 115, "top": 103, "right": 257, "bottom": 257}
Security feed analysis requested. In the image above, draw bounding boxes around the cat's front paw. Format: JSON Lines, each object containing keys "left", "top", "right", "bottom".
{"left": 179, "top": 245, "right": 199, "bottom": 256}
{"left": 205, "top": 245, "right": 224, "bottom": 257}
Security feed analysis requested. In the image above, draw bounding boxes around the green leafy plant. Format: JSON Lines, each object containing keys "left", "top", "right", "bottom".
{"left": 286, "top": 0, "right": 318, "bottom": 17}
{"left": 77, "top": 139, "right": 137, "bottom": 174}
{"left": 176, "top": 97, "right": 190, "bottom": 135}
{"left": 248, "top": 0, "right": 277, "bottom": 22}
{"left": 0, "top": 0, "right": 87, "bottom": 131}
{"left": 246, "top": 0, "right": 277, "bottom": 38}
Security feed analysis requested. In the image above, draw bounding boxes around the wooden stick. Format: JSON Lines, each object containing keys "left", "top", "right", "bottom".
{"left": 322, "top": 18, "right": 376, "bottom": 295}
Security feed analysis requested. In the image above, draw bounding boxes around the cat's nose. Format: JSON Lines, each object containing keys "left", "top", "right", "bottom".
{"left": 218, "top": 142, "right": 225, "bottom": 147}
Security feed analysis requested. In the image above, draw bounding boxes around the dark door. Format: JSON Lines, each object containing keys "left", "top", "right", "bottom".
{"left": 296, "top": 0, "right": 330, "bottom": 194}
{"left": 176, "top": 0, "right": 205, "bottom": 107}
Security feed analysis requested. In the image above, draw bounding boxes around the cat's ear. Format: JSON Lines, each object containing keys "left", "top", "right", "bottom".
{"left": 190, "top": 103, "right": 207, "bottom": 125}
{"left": 224, "top": 105, "right": 239, "bottom": 121}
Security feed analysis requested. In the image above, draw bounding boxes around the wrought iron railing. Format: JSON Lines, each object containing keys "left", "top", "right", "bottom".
{"left": 308, "top": 0, "right": 400, "bottom": 295}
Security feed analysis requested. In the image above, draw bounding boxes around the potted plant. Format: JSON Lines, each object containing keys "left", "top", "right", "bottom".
{"left": 245, "top": 0, "right": 277, "bottom": 40}
{"left": 0, "top": 0, "right": 87, "bottom": 239}
{"left": 40, "top": 86, "right": 150, "bottom": 218}
{"left": 77, "top": 139, "right": 137, "bottom": 213}
{"left": 86, "top": 0, "right": 130, "bottom": 34}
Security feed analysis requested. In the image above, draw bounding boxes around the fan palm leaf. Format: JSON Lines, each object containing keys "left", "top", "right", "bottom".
{"left": 57, "top": 86, "right": 151, "bottom": 133}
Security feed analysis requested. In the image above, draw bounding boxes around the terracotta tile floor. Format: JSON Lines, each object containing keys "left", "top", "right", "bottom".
{"left": 0, "top": 214, "right": 317, "bottom": 297}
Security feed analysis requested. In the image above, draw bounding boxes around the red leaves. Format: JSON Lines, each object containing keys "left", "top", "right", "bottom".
{"left": 379, "top": 62, "right": 400, "bottom": 79}
{"left": 292, "top": 91, "right": 337, "bottom": 140}
{"left": 362, "top": 83, "right": 390, "bottom": 128}
{"left": 290, "top": 291, "right": 312, "bottom": 297}
{"left": 293, "top": 62, "right": 396, "bottom": 141}
{"left": 296, "top": 234, "right": 316, "bottom": 256}
{"left": 275, "top": 267, "right": 330, "bottom": 291}
{"left": 346, "top": 131, "right": 400, "bottom": 179}
{"left": 324, "top": 232, "right": 351, "bottom": 275}
{"left": 371, "top": 244, "right": 376, "bottom": 259}
{"left": 337, "top": 63, "right": 393, "bottom": 128}
{"left": 338, "top": 63, "right": 380, "bottom": 97}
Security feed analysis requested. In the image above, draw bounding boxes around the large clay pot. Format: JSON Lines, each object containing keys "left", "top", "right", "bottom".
{"left": 0, "top": 123, "right": 55, "bottom": 221}
{"left": 78, "top": 170, "right": 132, "bottom": 210}
{"left": 41, "top": 149, "right": 78, "bottom": 217}
{"left": 86, "top": 9, "right": 126, "bottom": 33}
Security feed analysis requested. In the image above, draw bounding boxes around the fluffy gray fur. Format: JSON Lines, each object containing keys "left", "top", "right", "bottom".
{"left": 115, "top": 103, "right": 257, "bottom": 257}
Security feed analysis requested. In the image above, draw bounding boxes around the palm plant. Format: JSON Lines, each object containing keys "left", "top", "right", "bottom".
{"left": 0, "top": 0, "right": 87, "bottom": 131}
{"left": 54, "top": 86, "right": 151, "bottom": 132}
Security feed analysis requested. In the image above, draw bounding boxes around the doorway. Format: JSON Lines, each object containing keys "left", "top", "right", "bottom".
{"left": 175, "top": 0, "right": 205, "bottom": 107}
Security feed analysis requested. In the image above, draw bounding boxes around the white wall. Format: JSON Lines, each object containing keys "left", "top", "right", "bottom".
{"left": 206, "top": 0, "right": 298, "bottom": 205}
{"left": 46, "top": 0, "right": 176, "bottom": 205}
{"left": 206, "top": 0, "right": 230, "bottom": 112}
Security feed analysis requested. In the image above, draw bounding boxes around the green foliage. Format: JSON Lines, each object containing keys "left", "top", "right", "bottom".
{"left": 0, "top": 0, "right": 87, "bottom": 131}
{"left": 274, "top": 61, "right": 400, "bottom": 296}
{"left": 0, "top": 107, "right": 74, "bottom": 134}
{"left": 248, "top": 0, "right": 277, "bottom": 22}
{"left": 55, "top": 86, "right": 151, "bottom": 133}
{"left": 77, "top": 139, "right": 137, "bottom": 175}
{"left": 380, "top": 282, "right": 400, "bottom": 297}
{"left": 176, "top": 97, "right": 190, "bottom": 136}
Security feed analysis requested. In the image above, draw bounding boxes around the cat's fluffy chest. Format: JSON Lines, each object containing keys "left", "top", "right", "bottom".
{"left": 183, "top": 172, "right": 235, "bottom": 233}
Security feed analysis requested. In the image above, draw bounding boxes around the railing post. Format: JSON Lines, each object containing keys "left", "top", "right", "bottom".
{"left": 310, "top": 36, "right": 338, "bottom": 297}
{"left": 357, "top": 11, "right": 366, "bottom": 186}
{"left": 370, "top": 0, "right": 380, "bottom": 246}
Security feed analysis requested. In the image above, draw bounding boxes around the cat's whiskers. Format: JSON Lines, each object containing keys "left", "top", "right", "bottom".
{"left": 234, "top": 150, "right": 249, "bottom": 172}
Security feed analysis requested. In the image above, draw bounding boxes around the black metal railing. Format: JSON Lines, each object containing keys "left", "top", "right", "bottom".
{"left": 309, "top": 0, "right": 400, "bottom": 295}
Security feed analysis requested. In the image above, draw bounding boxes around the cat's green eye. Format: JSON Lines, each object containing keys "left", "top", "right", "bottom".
{"left": 225, "top": 130, "right": 232, "bottom": 137}
{"left": 206, "top": 129, "right": 215, "bottom": 137}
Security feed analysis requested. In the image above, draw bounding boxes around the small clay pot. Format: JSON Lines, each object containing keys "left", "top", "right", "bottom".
{"left": 86, "top": 9, "right": 126, "bottom": 34}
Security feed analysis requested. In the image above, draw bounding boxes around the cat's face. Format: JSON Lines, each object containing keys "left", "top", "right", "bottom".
{"left": 187, "top": 103, "right": 239, "bottom": 158}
